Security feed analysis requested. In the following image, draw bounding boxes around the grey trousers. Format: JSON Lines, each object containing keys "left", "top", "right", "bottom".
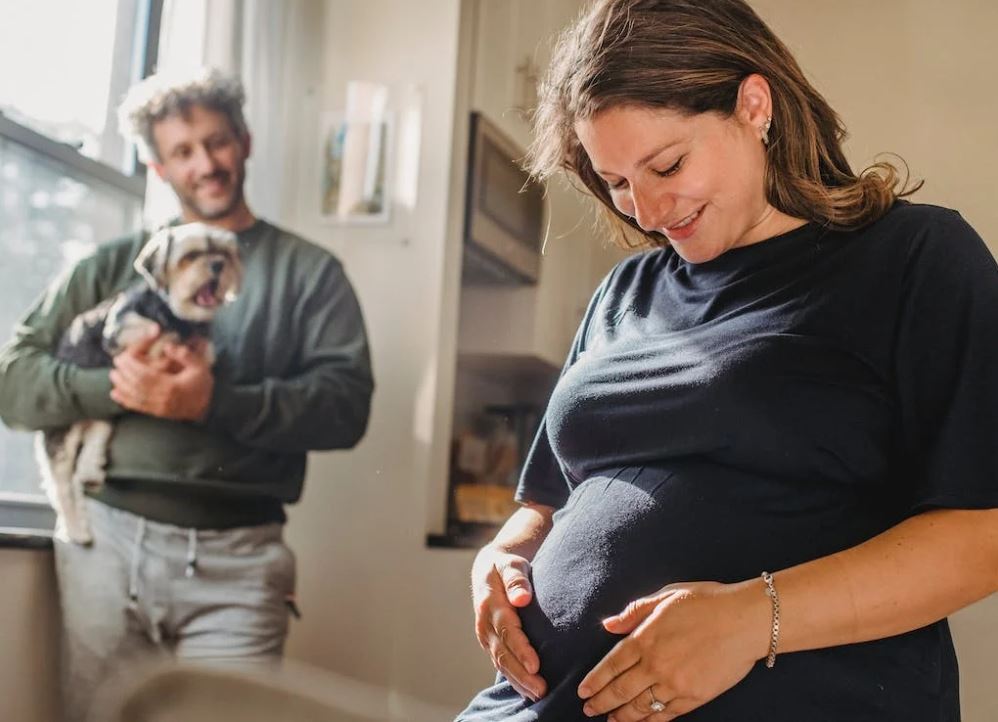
{"left": 54, "top": 498, "right": 296, "bottom": 722}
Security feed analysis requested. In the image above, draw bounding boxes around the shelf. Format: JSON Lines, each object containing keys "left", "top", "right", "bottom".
{"left": 457, "top": 352, "right": 560, "bottom": 383}
{"left": 426, "top": 521, "right": 501, "bottom": 550}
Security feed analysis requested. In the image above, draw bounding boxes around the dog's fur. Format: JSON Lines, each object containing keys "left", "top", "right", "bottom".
{"left": 38, "top": 222, "right": 243, "bottom": 544}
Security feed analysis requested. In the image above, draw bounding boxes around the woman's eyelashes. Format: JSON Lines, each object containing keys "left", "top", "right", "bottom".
{"left": 652, "top": 155, "right": 685, "bottom": 178}
{"left": 604, "top": 155, "right": 686, "bottom": 190}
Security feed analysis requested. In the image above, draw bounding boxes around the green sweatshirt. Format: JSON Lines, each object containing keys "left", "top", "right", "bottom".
{"left": 0, "top": 220, "right": 373, "bottom": 528}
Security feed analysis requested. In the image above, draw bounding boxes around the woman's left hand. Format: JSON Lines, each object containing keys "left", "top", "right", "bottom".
{"left": 577, "top": 580, "right": 770, "bottom": 720}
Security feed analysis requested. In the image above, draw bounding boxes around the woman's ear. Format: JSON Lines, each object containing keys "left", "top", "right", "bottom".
{"left": 737, "top": 73, "right": 773, "bottom": 133}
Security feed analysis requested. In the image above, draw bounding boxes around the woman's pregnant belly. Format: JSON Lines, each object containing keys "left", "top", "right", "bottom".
{"left": 515, "top": 461, "right": 890, "bottom": 715}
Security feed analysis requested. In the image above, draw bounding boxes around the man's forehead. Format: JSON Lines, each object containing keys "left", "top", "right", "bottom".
{"left": 152, "top": 105, "right": 237, "bottom": 145}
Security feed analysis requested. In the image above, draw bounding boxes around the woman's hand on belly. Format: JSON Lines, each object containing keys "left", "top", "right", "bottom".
{"left": 472, "top": 544, "right": 548, "bottom": 702}
{"left": 577, "top": 579, "right": 770, "bottom": 720}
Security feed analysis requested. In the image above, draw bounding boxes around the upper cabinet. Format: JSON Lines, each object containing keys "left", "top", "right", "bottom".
{"left": 470, "top": 0, "right": 583, "bottom": 150}
{"left": 457, "top": 176, "right": 608, "bottom": 368}
{"left": 460, "top": 0, "right": 626, "bottom": 366}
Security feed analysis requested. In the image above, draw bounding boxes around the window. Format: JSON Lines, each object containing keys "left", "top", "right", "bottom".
{"left": 0, "top": 0, "right": 162, "bottom": 527}
{"left": 0, "top": 0, "right": 163, "bottom": 173}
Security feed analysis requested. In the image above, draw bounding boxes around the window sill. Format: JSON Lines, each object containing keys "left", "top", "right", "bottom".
{"left": 0, "top": 493, "right": 56, "bottom": 537}
{"left": 0, "top": 527, "right": 53, "bottom": 550}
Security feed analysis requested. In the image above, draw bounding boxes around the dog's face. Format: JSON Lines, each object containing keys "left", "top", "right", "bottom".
{"left": 134, "top": 223, "right": 243, "bottom": 322}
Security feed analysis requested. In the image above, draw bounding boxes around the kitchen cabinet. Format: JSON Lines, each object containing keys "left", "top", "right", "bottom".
{"left": 457, "top": 176, "right": 614, "bottom": 367}
{"left": 463, "top": 0, "right": 626, "bottom": 363}
{"left": 431, "top": 0, "right": 629, "bottom": 547}
{"left": 470, "top": 0, "right": 570, "bottom": 149}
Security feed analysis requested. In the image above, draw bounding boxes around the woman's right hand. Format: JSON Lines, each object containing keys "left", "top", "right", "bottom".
{"left": 472, "top": 544, "right": 547, "bottom": 702}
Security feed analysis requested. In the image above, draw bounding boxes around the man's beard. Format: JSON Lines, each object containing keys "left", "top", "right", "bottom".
{"left": 177, "top": 168, "right": 246, "bottom": 221}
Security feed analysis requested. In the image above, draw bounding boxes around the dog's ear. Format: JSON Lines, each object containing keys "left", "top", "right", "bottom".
{"left": 134, "top": 227, "right": 173, "bottom": 289}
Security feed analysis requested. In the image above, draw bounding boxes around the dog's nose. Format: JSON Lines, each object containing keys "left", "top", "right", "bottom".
{"left": 210, "top": 260, "right": 224, "bottom": 275}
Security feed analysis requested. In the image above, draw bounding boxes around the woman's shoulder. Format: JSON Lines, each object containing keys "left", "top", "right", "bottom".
{"left": 863, "top": 201, "right": 996, "bottom": 291}
{"left": 852, "top": 201, "right": 986, "bottom": 266}
{"left": 880, "top": 200, "right": 959, "bottom": 221}
{"left": 864, "top": 201, "right": 974, "bottom": 242}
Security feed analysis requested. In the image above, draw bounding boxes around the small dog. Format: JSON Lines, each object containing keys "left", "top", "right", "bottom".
{"left": 38, "top": 222, "right": 243, "bottom": 544}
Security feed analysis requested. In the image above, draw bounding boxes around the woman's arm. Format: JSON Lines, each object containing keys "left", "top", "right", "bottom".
{"left": 578, "top": 507, "right": 998, "bottom": 720}
{"left": 472, "top": 502, "right": 556, "bottom": 702}
{"left": 764, "top": 507, "right": 998, "bottom": 654}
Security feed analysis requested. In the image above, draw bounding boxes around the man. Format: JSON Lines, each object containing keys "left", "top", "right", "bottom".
{"left": 0, "top": 68, "right": 374, "bottom": 722}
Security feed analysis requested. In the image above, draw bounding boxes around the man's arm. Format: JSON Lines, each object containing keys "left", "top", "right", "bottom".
{"left": 0, "top": 255, "right": 122, "bottom": 431}
{"left": 202, "top": 259, "right": 373, "bottom": 453}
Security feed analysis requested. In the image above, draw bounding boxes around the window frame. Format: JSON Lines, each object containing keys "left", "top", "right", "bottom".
{"left": 0, "top": 0, "right": 163, "bottom": 534}
{"left": 0, "top": 112, "right": 146, "bottom": 197}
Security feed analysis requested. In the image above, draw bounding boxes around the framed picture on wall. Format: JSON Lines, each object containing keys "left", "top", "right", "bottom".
{"left": 319, "top": 109, "right": 393, "bottom": 225}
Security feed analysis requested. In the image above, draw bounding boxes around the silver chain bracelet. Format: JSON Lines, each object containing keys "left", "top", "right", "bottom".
{"left": 761, "top": 571, "right": 780, "bottom": 668}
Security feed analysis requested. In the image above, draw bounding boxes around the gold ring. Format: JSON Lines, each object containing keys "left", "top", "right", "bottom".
{"left": 499, "top": 626, "right": 509, "bottom": 644}
{"left": 495, "top": 651, "right": 507, "bottom": 670}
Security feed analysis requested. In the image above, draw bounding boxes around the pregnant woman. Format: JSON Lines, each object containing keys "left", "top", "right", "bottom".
{"left": 457, "top": 1, "right": 998, "bottom": 720}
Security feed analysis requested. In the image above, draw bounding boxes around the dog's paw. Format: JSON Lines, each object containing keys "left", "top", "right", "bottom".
{"left": 62, "top": 514, "right": 94, "bottom": 546}
{"left": 73, "top": 460, "right": 107, "bottom": 490}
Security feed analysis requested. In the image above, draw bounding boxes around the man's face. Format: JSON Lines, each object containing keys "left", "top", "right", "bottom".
{"left": 149, "top": 105, "right": 250, "bottom": 223}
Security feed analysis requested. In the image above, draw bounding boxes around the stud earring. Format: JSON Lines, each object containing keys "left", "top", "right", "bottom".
{"left": 761, "top": 116, "right": 772, "bottom": 146}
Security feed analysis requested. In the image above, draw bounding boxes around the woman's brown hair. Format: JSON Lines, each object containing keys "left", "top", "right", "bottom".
{"left": 527, "top": 0, "right": 921, "bottom": 248}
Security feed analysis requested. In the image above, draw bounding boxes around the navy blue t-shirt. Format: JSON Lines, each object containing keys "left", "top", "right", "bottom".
{"left": 457, "top": 203, "right": 998, "bottom": 721}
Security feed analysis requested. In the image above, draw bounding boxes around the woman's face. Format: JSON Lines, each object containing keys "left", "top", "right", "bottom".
{"left": 574, "top": 100, "right": 796, "bottom": 264}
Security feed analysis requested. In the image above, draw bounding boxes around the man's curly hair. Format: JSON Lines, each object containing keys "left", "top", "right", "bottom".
{"left": 117, "top": 67, "right": 248, "bottom": 162}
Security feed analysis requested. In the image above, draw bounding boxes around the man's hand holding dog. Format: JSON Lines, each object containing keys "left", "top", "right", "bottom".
{"left": 110, "top": 331, "right": 214, "bottom": 422}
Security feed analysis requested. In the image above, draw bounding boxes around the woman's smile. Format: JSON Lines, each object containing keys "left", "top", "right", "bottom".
{"left": 664, "top": 205, "right": 706, "bottom": 241}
